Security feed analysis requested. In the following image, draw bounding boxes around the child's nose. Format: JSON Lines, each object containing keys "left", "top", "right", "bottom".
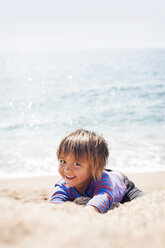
{"left": 64, "top": 164, "right": 72, "bottom": 171}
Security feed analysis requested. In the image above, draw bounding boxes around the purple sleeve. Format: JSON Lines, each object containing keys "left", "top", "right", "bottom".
{"left": 50, "top": 182, "right": 69, "bottom": 204}
{"left": 86, "top": 176, "right": 114, "bottom": 213}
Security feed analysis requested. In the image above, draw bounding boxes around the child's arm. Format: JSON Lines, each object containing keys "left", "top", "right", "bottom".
{"left": 86, "top": 192, "right": 113, "bottom": 213}
{"left": 86, "top": 175, "right": 115, "bottom": 213}
{"left": 50, "top": 182, "right": 70, "bottom": 204}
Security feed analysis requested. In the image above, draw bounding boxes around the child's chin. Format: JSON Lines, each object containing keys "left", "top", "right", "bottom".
{"left": 66, "top": 182, "right": 75, "bottom": 188}
{"left": 65, "top": 179, "right": 76, "bottom": 187}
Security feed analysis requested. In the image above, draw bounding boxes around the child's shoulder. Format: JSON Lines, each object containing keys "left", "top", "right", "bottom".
{"left": 94, "top": 170, "right": 112, "bottom": 184}
{"left": 55, "top": 178, "right": 76, "bottom": 192}
{"left": 55, "top": 178, "right": 68, "bottom": 188}
{"left": 101, "top": 170, "right": 112, "bottom": 179}
{"left": 98, "top": 170, "right": 117, "bottom": 183}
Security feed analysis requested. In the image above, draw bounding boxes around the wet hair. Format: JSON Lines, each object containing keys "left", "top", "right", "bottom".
{"left": 56, "top": 129, "right": 109, "bottom": 181}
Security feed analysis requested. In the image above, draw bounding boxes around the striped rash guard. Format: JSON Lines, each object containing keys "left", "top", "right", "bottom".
{"left": 50, "top": 171, "right": 127, "bottom": 213}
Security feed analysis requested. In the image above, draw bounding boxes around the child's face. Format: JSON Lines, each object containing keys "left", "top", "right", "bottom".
{"left": 58, "top": 153, "right": 92, "bottom": 195}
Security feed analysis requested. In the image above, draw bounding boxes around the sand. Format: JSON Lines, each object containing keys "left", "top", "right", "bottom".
{"left": 0, "top": 171, "right": 165, "bottom": 248}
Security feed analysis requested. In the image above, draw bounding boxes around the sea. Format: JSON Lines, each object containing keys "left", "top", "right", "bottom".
{"left": 0, "top": 48, "right": 165, "bottom": 178}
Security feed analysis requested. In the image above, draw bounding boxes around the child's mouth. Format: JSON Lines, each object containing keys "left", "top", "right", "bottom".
{"left": 65, "top": 175, "right": 76, "bottom": 180}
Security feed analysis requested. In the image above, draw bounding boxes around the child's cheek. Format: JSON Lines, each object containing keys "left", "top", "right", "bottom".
{"left": 58, "top": 166, "right": 63, "bottom": 175}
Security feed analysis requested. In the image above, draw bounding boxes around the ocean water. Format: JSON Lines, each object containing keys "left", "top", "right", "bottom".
{"left": 0, "top": 49, "right": 165, "bottom": 178}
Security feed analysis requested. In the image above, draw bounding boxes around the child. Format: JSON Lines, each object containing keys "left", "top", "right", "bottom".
{"left": 50, "top": 129, "right": 144, "bottom": 213}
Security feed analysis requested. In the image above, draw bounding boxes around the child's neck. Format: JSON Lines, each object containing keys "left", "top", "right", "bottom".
{"left": 74, "top": 178, "right": 92, "bottom": 195}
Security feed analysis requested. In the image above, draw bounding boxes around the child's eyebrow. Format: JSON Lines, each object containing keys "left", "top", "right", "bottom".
{"left": 74, "top": 159, "right": 87, "bottom": 165}
{"left": 58, "top": 157, "right": 65, "bottom": 160}
{"left": 73, "top": 157, "right": 85, "bottom": 163}
{"left": 58, "top": 157, "right": 85, "bottom": 164}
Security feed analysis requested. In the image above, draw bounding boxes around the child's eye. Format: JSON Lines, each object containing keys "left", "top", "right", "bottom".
{"left": 60, "top": 160, "right": 66, "bottom": 164}
{"left": 73, "top": 162, "right": 81, "bottom": 167}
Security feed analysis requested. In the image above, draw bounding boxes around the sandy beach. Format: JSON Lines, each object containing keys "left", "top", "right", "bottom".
{"left": 0, "top": 171, "right": 165, "bottom": 248}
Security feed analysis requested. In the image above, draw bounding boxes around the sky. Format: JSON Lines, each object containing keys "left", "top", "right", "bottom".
{"left": 0, "top": 0, "right": 165, "bottom": 50}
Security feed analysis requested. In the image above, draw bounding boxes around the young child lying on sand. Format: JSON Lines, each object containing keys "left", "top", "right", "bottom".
{"left": 50, "top": 129, "right": 144, "bottom": 213}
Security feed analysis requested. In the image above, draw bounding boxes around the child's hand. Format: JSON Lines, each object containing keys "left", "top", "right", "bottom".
{"left": 85, "top": 205, "right": 100, "bottom": 213}
{"left": 73, "top": 197, "right": 100, "bottom": 213}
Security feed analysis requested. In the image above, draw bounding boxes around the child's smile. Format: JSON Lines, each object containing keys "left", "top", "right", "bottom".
{"left": 58, "top": 154, "right": 92, "bottom": 195}
{"left": 65, "top": 175, "right": 76, "bottom": 180}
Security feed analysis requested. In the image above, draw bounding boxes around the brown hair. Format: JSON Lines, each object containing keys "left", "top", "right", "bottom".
{"left": 56, "top": 129, "right": 109, "bottom": 181}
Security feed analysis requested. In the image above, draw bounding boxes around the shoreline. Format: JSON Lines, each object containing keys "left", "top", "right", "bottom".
{"left": 0, "top": 167, "right": 165, "bottom": 179}
{"left": 1, "top": 170, "right": 165, "bottom": 190}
